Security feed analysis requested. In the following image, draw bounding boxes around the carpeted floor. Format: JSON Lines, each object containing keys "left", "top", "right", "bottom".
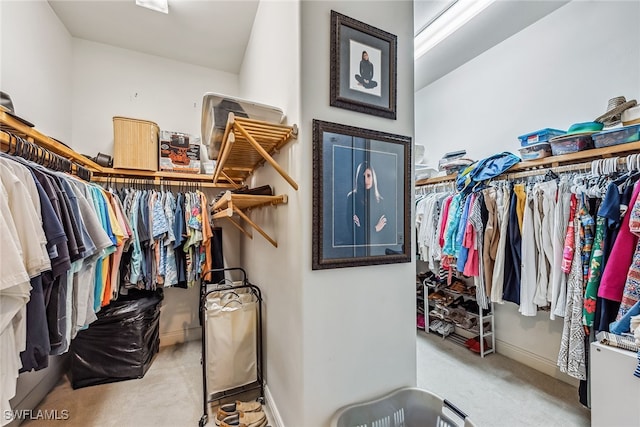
{"left": 21, "top": 334, "right": 590, "bottom": 426}
{"left": 416, "top": 330, "right": 591, "bottom": 427}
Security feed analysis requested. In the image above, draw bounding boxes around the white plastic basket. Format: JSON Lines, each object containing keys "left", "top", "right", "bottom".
{"left": 330, "top": 387, "right": 476, "bottom": 427}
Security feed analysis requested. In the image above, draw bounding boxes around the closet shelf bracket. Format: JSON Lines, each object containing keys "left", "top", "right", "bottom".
{"left": 212, "top": 191, "right": 288, "bottom": 248}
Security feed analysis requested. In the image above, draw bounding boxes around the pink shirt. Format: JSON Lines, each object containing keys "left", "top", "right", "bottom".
{"left": 438, "top": 195, "right": 453, "bottom": 249}
{"left": 598, "top": 180, "right": 640, "bottom": 302}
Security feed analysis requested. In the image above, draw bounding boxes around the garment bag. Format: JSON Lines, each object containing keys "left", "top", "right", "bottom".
{"left": 205, "top": 290, "right": 258, "bottom": 396}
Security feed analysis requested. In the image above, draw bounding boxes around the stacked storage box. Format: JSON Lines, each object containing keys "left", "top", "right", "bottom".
{"left": 517, "top": 128, "right": 564, "bottom": 160}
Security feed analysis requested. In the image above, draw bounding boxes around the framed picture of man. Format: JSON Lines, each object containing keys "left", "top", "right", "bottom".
{"left": 330, "top": 10, "right": 397, "bottom": 120}
{"left": 312, "top": 119, "right": 411, "bottom": 270}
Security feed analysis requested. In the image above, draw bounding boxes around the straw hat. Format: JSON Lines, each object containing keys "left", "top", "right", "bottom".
{"left": 594, "top": 96, "right": 637, "bottom": 126}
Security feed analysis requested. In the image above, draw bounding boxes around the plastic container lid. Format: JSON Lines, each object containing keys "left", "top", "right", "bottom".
{"left": 518, "top": 128, "right": 565, "bottom": 146}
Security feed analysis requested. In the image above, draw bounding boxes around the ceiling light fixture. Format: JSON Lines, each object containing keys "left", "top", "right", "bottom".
{"left": 414, "top": 0, "right": 495, "bottom": 60}
{"left": 135, "top": 0, "right": 169, "bottom": 14}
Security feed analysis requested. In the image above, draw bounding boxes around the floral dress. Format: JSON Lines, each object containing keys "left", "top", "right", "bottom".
{"left": 558, "top": 212, "right": 586, "bottom": 380}
{"left": 583, "top": 216, "right": 605, "bottom": 327}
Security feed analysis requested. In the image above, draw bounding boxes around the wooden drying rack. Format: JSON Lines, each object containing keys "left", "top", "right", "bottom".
{"left": 213, "top": 113, "right": 298, "bottom": 189}
{"left": 416, "top": 140, "right": 640, "bottom": 187}
{"left": 207, "top": 113, "right": 299, "bottom": 247}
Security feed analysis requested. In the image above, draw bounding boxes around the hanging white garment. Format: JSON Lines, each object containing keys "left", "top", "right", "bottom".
{"left": 533, "top": 180, "right": 556, "bottom": 307}
{"left": 551, "top": 177, "right": 571, "bottom": 319}
{"left": 519, "top": 186, "right": 538, "bottom": 316}
{"left": 491, "top": 184, "right": 511, "bottom": 304}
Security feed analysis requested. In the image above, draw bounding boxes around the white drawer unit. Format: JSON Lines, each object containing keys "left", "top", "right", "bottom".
{"left": 590, "top": 342, "right": 640, "bottom": 427}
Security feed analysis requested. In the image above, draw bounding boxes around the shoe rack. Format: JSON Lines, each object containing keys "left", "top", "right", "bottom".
{"left": 421, "top": 275, "right": 495, "bottom": 358}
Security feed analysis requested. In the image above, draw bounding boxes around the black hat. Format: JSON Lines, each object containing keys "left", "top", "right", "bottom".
{"left": 0, "top": 91, "right": 34, "bottom": 127}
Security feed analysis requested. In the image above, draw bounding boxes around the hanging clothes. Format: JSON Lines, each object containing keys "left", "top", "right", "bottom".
{"left": 502, "top": 184, "right": 522, "bottom": 305}
{"left": 491, "top": 183, "right": 511, "bottom": 304}
{"left": 558, "top": 212, "right": 587, "bottom": 380}
{"left": 599, "top": 181, "right": 640, "bottom": 302}
{"left": 550, "top": 176, "right": 571, "bottom": 319}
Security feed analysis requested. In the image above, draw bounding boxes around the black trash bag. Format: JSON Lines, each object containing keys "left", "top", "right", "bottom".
{"left": 69, "top": 289, "right": 163, "bottom": 389}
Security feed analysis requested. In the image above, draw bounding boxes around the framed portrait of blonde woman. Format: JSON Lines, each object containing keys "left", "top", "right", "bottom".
{"left": 312, "top": 119, "right": 411, "bottom": 270}
{"left": 330, "top": 10, "right": 397, "bottom": 119}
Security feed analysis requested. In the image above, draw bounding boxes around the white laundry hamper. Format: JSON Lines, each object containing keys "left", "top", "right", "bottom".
{"left": 204, "top": 291, "right": 258, "bottom": 396}
{"left": 330, "top": 387, "right": 476, "bottom": 427}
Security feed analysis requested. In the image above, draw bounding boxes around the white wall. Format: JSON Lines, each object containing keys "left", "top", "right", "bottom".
{"left": 71, "top": 38, "right": 240, "bottom": 156}
{"left": 238, "top": 1, "right": 303, "bottom": 425}
{"left": 301, "top": 2, "right": 416, "bottom": 426}
{"left": 415, "top": 0, "right": 640, "bottom": 168}
{"left": 70, "top": 39, "right": 243, "bottom": 346}
{"left": 0, "top": 0, "right": 73, "bottom": 142}
{"left": 415, "top": 0, "right": 640, "bottom": 381}
{"left": 1, "top": 1, "right": 73, "bottom": 421}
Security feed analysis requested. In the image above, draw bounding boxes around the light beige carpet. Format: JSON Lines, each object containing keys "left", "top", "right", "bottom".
{"left": 416, "top": 330, "right": 591, "bottom": 427}
{"left": 20, "top": 335, "right": 589, "bottom": 426}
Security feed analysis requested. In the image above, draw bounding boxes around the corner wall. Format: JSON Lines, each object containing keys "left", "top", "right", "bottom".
{"left": 0, "top": 0, "right": 72, "bottom": 142}
{"left": 415, "top": 0, "right": 640, "bottom": 382}
{"left": 301, "top": 2, "right": 416, "bottom": 426}
{"left": 238, "top": 1, "right": 303, "bottom": 425}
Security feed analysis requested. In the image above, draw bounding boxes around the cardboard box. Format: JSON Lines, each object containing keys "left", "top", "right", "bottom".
{"left": 159, "top": 130, "right": 201, "bottom": 173}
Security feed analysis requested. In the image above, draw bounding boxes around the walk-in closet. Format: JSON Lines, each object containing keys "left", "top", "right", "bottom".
{"left": 2, "top": 1, "right": 640, "bottom": 427}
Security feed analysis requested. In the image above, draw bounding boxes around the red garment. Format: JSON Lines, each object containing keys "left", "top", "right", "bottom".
{"left": 561, "top": 194, "right": 578, "bottom": 273}
{"left": 438, "top": 195, "right": 453, "bottom": 248}
{"left": 599, "top": 181, "right": 640, "bottom": 302}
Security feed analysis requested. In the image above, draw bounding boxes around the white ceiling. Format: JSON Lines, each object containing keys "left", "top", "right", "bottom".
{"left": 48, "top": 0, "right": 260, "bottom": 73}
{"left": 414, "top": 0, "right": 569, "bottom": 91}
{"left": 48, "top": 0, "right": 568, "bottom": 89}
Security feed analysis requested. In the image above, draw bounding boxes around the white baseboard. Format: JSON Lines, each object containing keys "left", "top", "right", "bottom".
{"left": 159, "top": 327, "right": 202, "bottom": 347}
{"left": 495, "top": 339, "right": 579, "bottom": 386}
{"left": 264, "top": 384, "right": 284, "bottom": 427}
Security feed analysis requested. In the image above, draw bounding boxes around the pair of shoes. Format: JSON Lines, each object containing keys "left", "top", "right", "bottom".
{"left": 448, "top": 280, "right": 467, "bottom": 294}
{"left": 417, "top": 314, "right": 425, "bottom": 329}
{"left": 432, "top": 304, "right": 450, "bottom": 319}
{"left": 428, "top": 290, "right": 446, "bottom": 301}
{"left": 436, "top": 321, "right": 455, "bottom": 336}
{"left": 221, "top": 411, "right": 267, "bottom": 427}
{"left": 215, "top": 401, "right": 263, "bottom": 426}
{"left": 460, "top": 316, "right": 477, "bottom": 330}
{"left": 446, "top": 296, "right": 465, "bottom": 308}
{"left": 465, "top": 337, "right": 488, "bottom": 353}
{"left": 446, "top": 307, "right": 467, "bottom": 325}
{"left": 429, "top": 319, "right": 444, "bottom": 332}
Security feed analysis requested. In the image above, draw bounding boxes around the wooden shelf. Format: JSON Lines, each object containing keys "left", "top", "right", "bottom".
{"left": 92, "top": 168, "right": 233, "bottom": 188}
{"left": 212, "top": 191, "right": 288, "bottom": 247}
{"left": 0, "top": 110, "right": 103, "bottom": 172}
{"left": 416, "top": 141, "right": 640, "bottom": 186}
{"left": 213, "top": 114, "right": 298, "bottom": 190}
{"left": 0, "top": 111, "right": 231, "bottom": 187}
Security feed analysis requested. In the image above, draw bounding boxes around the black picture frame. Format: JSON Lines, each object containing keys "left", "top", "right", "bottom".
{"left": 330, "top": 10, "right": 397, "bottom": 120}
{"left": 312, "top": 119, "right": 411, "bottom": 270}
